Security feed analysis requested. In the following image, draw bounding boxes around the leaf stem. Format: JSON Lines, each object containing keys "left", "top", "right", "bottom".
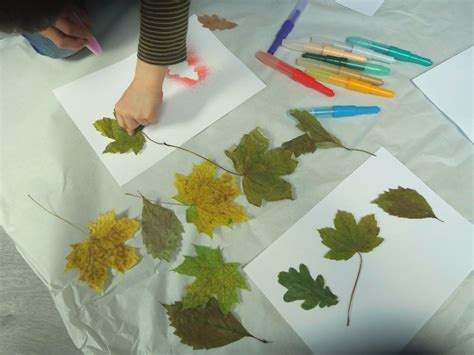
{"left": 341, "top": 145, "right": 376, "bottom": 157}
{"left": 248, "top": 334, "right": 271, "bottom": 344}
{"left": 28, "top": 195, "right": 87, "bottom": 235}
{"left": 141, "top": 132, "right": 241, "bottom": 176}
{"left": 347, "top": 252, "right": 363, "bottom": 326}
{"left": 125, "top": 192, "right": 190, "bottom": 207}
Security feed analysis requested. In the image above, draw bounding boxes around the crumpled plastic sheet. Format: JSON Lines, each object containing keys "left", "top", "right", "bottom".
{"left": 1, "top": 0, "right": 473, "bottom": 354}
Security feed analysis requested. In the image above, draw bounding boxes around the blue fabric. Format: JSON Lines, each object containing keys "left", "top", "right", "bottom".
{"left": 22, "top": 32, "right": 81, "bottom": 59}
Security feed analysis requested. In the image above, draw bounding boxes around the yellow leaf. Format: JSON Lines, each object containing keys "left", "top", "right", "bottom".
{"left": 65, "top": 210, "right": 140, "bottom": 293}
{"left": 174, "top": 161, "right": 248, "bottom": 236}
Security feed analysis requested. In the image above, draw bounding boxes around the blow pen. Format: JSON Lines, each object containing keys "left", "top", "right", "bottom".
{"left": 301, "top": 105, "right": 380, "bottom": 118}
{"left": 256, "top": 51, "right": 335, "bottom": 97}
{"left": 72, "top": 12, "right": 103, "bottom": 55}
{"left": 296, "top": 57, "right": 384, "bottom": 86}
{"left": 311, "top": 36, "right": 395, "bottom": 64}
{"left": 268, "top": 0, "right": 308, "bottom": 54}
{"left": 283, "top": 39, "right": 367, "bottom": 62}
{"left": 302, "top": 53, "right": 390, "bottom": 76}
{"left": 305, "top": 67, "right": 394, "bottom": 98}
{"left": 346, "top": 36, "right": 432, "bottom": 66}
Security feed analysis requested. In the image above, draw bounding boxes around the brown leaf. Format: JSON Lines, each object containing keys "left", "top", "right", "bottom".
{"left": 198, "top": 14, "right": 237, "bottom": 31}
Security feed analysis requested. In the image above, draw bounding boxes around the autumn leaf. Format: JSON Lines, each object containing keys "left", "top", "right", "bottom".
{"left": 163, "top": 299, "right": 267, "bottom": 350}
{"left": 141, "top": 196, "right": 184, "bottom": 261}
{"left": 173, "top": 161, "right": 248, "bottom": 236}
{"left": 198, "top": 14, "right": 237, "bottom": 31}
{"left": 65, "top": 210, "right": 140, "bottom": 292}
{"left": 372, "top": 186, "right": 442, "bottom": 221}
{"left": 278, "top": 264, "right": 338, "bottom": 310}
{"left": 173, "top": 245, "right": 249, "bottom": 315}
{"left": 281, "top": 134, "right": 317, "bottom": 157}
{"left": 225, "top": 128, "right": 298, "bottom": 207}
{"left": 318, "top": 210, "right": 384, "bottom": 325}
{"left": 288, "top": 110, "right": 375, "bottom": 156}
{"left": 94, "top": 117, "right": 145, "bottom": 155}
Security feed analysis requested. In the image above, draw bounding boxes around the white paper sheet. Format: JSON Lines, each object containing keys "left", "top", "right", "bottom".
{"left": 412, "top": 46, "right": 473, "bottom": 142}
{"left": 54, "top": 15, "right": 265, "bottom": 186}
{"left": 336, "top": 0, "right": 384, "bottom": 16}
{"left": 245, "top": 147, "right": 473, "bottom": 354}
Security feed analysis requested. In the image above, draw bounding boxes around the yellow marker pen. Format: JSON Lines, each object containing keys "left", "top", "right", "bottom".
{"left": 305, "top": 67, "right": 395, "bottom": 98}
{"left": 296, "top": 57, "right": 384, "bottom": 86}
{"left": 282, "top": 39, "right": 367, "bottom": 62}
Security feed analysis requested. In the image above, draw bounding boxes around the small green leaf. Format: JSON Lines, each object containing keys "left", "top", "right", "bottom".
{"left": 372, "top": 186, "right": 441, "bottom": 221}
{"left": 281, "top": 134, "right": 317, "bottom": 157}
{"left": 93, "top": 117, "right": 145, "bottom": 155}
{"left": 278, "top": 264, "right": 338, "bottom": 310}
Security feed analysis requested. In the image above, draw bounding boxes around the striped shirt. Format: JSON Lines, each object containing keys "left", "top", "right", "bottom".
{"left": 138, "top": 0, "right": 191, "bottom": 66}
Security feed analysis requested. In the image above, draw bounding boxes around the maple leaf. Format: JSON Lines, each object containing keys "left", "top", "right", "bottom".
{"left": 288, "top": 110, "right": 374, "bottom": 156}
{"left": 198, "top": 14, "right": 238, "bottom": 31}
{"left": 173, "top": 161, "right": 248, "bottom": 236}
{"left": 225, "top": 128, "right": 298, "bottom": 207}
{"left": 318, "top": 210, "right": 384, "bottom": 325}
{"left": 141, "top": 196, "right": 184, "bottom": 261}
{"left": 281, "top": 134, "right": 317, "bottom": 157}
{"left": 163, "top": 299, "right": 267, "bottom": 350}
{"left": 173, "top": 245, "right": 249, "bottom": 315}
{"left": 65, "top": 210, "right": 140, "bottom": 292}
{"left": 93, "top": 117, "right": 145, "bottom": 155}
{"left": 372, "top": 186, "right": 442, "bottom": 221}
{"left": 278, "top": 264, "right": 338, "bottom": 310}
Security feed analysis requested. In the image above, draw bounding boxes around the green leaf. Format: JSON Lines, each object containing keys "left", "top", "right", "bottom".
{"left": 281, "top": 134, "right": 317, "bottom": 157}
{"left": 141, "top": 197, "right": 184, "bottom": 262}
{"left": 93, "top": 117, "right": 145, "bottom": 155}
{"left": 225, "top": 128, "right": 298, "bottom": 207}
{"left": 173, "top": 245, "right": 249, "bottom": 315}
{"left": 372, "top": 186, "right": 441, "bottom": 221}
{"left": 163, "top": 299, "right": 266, "bottom": 350}
{"left": 278, "top": 264, "right": 338, "bottom": 310}
{"left": 318, "top": 210, "right": 384, "bottom": 261}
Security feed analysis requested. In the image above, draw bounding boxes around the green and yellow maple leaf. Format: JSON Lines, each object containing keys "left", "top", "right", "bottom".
{"left": 174, "top": 161, "right": 248, "bottom": 236}
{"left": 225, "top": 128, "right": 298, "bottom": 207}
{"left": 93, "top": 117, "right": 145, "bottom": 155}
{"left": 173, "top": 245, "right": 249, "bottom": 315}
{"left": 65, "top": 210, "right": 140, "bottom": 292}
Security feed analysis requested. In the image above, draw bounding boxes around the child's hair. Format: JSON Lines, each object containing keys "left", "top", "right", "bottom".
{"left": 0, "top": 0, "right": 74, "bottom": 33}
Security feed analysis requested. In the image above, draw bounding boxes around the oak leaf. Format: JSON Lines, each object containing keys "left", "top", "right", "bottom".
{"left": 173, "top": 245, "right": 249, "bottom": 315}
{"left": 225, "top": 128, "right": 298, "bottom": 206}
{"left": 94, "top": 117, "right": 145, "bottom": 155}
{"left": 65, "top": 210, "right": 140, "bottom": 292}
{"left": 198, "top": 14, "right": 237, "bottom": 31}
{"left": 174, "top": 161, "right": 248, "bottom": 236}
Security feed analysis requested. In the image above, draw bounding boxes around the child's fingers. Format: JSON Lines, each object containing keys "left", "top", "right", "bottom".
{"left": 73, "top": 8, "right": 93, "bottom": 29}
{"left": 123, "top": 115, "right": 141, "bottom": 136}
{"left": 40, "top": 27, "right": 87, "bottom": 49}
{"left": 55, "top": 17, "right": 92, "bottom": 41}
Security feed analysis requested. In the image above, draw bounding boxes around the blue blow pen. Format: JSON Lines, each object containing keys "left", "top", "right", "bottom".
{"left": 268, "top": 0, "right": 308, "bottom": 54}
{"left": 302, "top": 105, "right": 380, "bottom": 118}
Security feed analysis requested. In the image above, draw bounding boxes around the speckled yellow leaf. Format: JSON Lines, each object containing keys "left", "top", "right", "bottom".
{"left": 174, "top": 161, "right": 248, "bottom": 236}
{"left": 65, "top": 210, "right": 140, "bottom": 292}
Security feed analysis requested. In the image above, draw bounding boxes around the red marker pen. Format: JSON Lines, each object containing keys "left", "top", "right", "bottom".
{"left": 256, "top": 51, "right": 335, "bottom": 97}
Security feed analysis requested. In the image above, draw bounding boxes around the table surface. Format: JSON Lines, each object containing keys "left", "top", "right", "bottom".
{"left": 1, "top": 0, "right": 473, "bottom": 354}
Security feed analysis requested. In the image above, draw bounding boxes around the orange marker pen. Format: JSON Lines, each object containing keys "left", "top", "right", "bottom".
{"left": 305, "top": 67, "right": 394, "bottom": 98}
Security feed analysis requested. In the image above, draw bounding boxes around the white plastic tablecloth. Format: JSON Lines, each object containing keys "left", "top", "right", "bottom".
{"left": 1, "top": 1, "right": 473, "bottom": 354}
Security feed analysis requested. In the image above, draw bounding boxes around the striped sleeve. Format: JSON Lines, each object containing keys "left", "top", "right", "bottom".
{"left": 138, "top": 0, "right": 191, "bottom": 66}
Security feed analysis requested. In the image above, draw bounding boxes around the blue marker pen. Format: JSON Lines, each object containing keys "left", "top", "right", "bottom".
{"left": 303, "top": 105, "right": 380, "bottom": 118}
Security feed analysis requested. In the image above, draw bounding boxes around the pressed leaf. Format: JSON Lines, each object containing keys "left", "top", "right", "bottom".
{"left": 278, "top": 264, "right": 338, "bottom": 310}
{"left": 225, "top": 128, "right": 298, "bottom": 207}
{"left": 141, "top": 196, "right": 184, "bottom": 261}
{"left": 65, "top": 210, "right": 140, "bottom": 292}
{"left": 281, "top": 134, "right": 317, "bottom": 157}
{"left": 372, "top": 186, "right": 441, "bottom": 221}
{"left": 94, "top": 117, "right": 145, "bottom": 155}
{"left": 163, "top": 299, "right": 266, "bottom": 350}
{"left": 198, "top": 14, "right": 237, "bottom": 31}
{"left": 174, "top": 161, "right": 248, "bottom": 236}
{"left": 173, "top": 245, "right": 249, "bottom": 315}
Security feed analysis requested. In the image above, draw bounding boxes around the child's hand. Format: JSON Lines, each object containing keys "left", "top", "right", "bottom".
{"left": 114, "top": 59, "right": 167, "bottom": 135}
{"left": 39, "top": 7, "right": 93, "bottom": 50}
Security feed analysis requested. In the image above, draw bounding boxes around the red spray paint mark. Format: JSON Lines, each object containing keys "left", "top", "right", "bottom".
{"left": 166, "top": 51, "right": 209, "bottom": 86}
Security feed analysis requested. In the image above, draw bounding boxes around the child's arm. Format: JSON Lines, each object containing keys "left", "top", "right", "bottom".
{"left": 115, "top": 0, "right": 191, "bottom": 135}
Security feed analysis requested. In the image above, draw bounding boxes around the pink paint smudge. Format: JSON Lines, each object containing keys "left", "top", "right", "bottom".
{"left": 166, "top": 51, "right": 209, "bottom": 87}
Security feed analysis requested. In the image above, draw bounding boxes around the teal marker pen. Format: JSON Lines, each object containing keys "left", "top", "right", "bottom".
{"left": 346, "top": 36, "right": 432, "bottom": 66}
{"left": 301, "top": 53, "right": 390, "bottom": 76}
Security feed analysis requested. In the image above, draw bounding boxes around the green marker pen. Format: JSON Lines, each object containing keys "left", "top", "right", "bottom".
{"left": 346, "top": 36, "right": 432, "bottom": 66}
{"left": 301, "top": 53, "right": 391, "bottom": 76}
